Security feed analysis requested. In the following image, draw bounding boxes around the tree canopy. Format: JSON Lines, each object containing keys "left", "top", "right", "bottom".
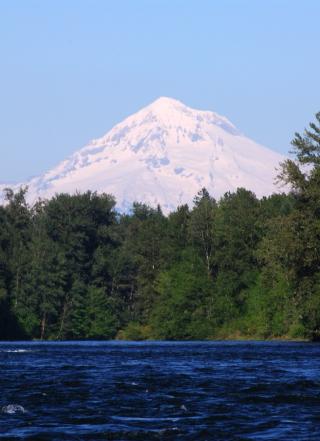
{"left": 1, "top": 113, "right": 320, "bottom": 341}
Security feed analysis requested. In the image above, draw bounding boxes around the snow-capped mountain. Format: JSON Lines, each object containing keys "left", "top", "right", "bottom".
{"left": 1, "top": 97, "right": 285, "bottom": 212}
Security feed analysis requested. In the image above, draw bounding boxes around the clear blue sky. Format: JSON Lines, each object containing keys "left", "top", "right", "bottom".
{"left": 1, "top": 0, "right": 320, "bottom": 182}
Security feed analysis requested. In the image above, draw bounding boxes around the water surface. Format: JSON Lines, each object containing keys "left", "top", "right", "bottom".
{"left": 0, "top": 341, "right": 319, "bottom": 440}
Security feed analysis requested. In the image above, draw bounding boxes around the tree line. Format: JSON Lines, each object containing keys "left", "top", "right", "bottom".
{"left": 1, "top": 113, "right": 320, "bottom": 341}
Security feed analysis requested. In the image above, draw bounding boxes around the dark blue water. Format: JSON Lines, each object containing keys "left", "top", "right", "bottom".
{"left": 0, "top": 341, "right": 320, "bottom": 440}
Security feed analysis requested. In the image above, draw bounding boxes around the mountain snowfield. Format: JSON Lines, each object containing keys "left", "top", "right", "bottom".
{"left": 1, "top": 97, "right": 285, "bottom": 212}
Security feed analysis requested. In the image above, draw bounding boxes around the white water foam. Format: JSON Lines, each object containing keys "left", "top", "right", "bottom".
{"left": 0, "top": 349, "right": 32, "bottom": 353}
{"left": 2, "top": 404, "right": 26, "bottom": 414}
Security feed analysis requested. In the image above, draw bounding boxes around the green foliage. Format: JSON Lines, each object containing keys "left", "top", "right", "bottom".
{"left": 188, "top": 188, "right": 216, "bottom": 274}
{"left": 151, "top": 252, "right": 213, "bottom": 339}
{"left": 86, "top": 286, "right": 118, "bottom": 339}
{"left": 239, "top": 271, "right": 292, "bottom": 338}
{"left": 117, "top": 322, "right": 152, "bottom": 340}
{"left": 275, "top": 112, "right": 320, "bottom": 339}
{"left": 1, "top": 113, "right": 320, "bottom": 341}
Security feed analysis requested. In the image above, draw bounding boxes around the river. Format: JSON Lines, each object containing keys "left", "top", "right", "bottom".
{"left": 0, "top": 341, "right": 319, "bottom": 440}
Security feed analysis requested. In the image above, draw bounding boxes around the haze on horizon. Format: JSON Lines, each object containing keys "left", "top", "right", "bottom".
{"left": 1, "top": 0, "right": 320, "bottom": 182}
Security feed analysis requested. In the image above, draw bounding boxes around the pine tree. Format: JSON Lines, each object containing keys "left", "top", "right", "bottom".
{"left": 276, "top": 112, "right": 320, "bottom": 339}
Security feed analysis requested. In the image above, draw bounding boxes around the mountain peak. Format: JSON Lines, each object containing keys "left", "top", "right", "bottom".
{"left": 148, "top": 96, "right": 186, "bottom": 111}
{"left": 137, "top": 96, "right": 191, "bottom": 125}
{"left": 138, "top": 97, "right": 238, "bottom": 135}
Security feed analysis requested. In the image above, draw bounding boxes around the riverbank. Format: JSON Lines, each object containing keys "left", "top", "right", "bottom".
{"left": 114, "top": 321, "right": 311, "bottom": 342}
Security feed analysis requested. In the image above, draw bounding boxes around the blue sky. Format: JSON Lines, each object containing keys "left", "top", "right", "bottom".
{"left": 1, "top": 0, "right": 320, "bottom": 182}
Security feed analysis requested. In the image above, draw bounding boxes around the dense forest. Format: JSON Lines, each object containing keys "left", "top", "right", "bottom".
{"left": 1, "top": 114, "right": 320, "bottom": 341}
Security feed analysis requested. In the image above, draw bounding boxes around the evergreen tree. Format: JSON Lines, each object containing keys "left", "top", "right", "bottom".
{"left": 276, "top": 112, "right": 320, "bottom": 339}
{"left": 188, "top": 188, "right": 216, "bottom": 275}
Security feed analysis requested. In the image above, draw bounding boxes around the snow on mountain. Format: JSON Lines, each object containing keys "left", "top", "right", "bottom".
{"left": 0, "top": 97, "right": 285, "bottom": 213}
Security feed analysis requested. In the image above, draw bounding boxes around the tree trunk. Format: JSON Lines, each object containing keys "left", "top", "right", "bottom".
{"left": 40, "top": 313, "right": 46, "bottom": 340}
